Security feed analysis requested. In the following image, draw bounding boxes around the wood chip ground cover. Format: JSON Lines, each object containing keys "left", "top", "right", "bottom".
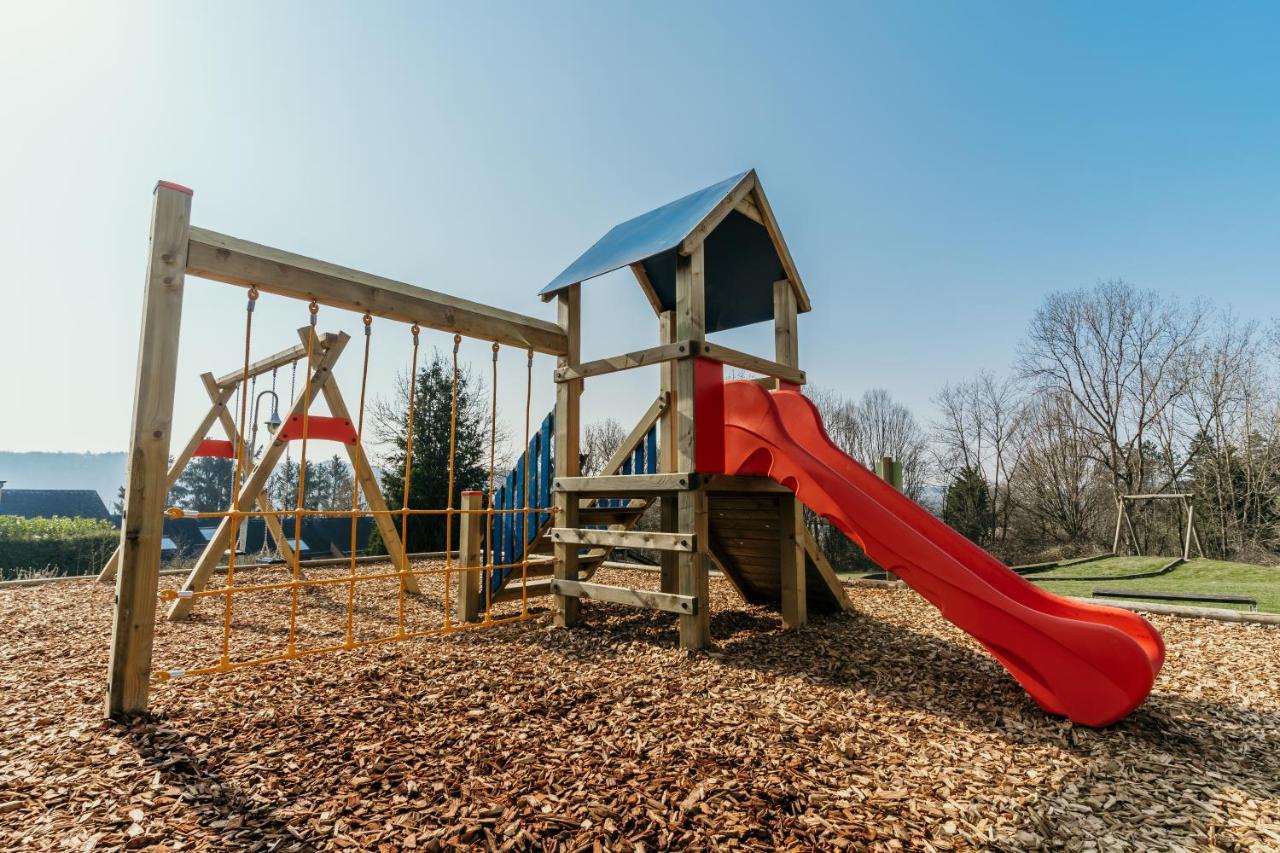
{"left": 0, "top": 564, "right": 1277, "bottom": 850}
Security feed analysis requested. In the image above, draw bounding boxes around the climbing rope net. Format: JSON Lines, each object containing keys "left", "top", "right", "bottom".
{"left": 154, "top": 289, "right": 551, "bottom": 682}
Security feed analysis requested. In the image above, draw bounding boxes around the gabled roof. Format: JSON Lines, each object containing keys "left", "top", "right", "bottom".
{"left": 0, "top": 489, "right": 110, "bottom": 520}
{"left": 539, "top": 170, "right": 810, "bottom": 333}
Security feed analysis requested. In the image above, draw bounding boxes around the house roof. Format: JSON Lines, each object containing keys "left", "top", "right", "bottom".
{"left": 538, "top": 170, "right": 810, "bottom": 333}
{"left": 0, "top": 489, "right": 110, "bottom": 520}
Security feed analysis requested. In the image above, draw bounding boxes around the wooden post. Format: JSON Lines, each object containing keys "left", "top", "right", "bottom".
{"left": 455, "top": 490, "right": 483, "bottom": 622}
{"left": 875, "top": 456, "right": 902, "bottom": 582}
{"left": 106, "top": 181, "right": 192, "bottom": 718}
{"left": 773, "top": 279, "right": 799, "bottom": 380}
{"left": 675, "top": 248, "right": 711, "bottom": 650}
{"left": 1111, "top": 496, "right": 1124, "bottom": 555}
{"left": 553, "top": 284, "right": 582, "bottom": 627}
{"left": 658, "top": 310, "right": 679, "bottom": 595}
{"left": 779, "top": 492, "right": 806, "bottom": 629}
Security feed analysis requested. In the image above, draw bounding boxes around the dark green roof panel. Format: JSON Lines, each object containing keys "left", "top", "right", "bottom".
{"left": 540, "top": 172, "right": 788, "bottom": 333}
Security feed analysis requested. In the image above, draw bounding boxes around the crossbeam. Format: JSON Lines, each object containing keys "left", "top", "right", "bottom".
{"left": 185, "top": 227, "right": 569, "bottom": 355}
{"left": 212, "top": 333, "right": 340, "bottom": 389}
{"left": 549, "top": 527, "right": 695, "bottom": 552}
{"left": 554, "top": 472, "right": 698, "bottom": 495}
{"left": 548, "top": 579, "right": 697, "bottom": 615}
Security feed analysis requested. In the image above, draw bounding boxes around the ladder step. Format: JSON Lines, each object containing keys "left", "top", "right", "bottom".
{"left": 550, "top": 528, "right": 695, "bottom": 552}
{"left": 554, "top": 473, "right": 698, "bottom": 495}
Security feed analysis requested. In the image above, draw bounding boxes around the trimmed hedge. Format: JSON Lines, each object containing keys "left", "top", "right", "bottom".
{"left": 0, "top": 515, "right": 118, "bottom": 580}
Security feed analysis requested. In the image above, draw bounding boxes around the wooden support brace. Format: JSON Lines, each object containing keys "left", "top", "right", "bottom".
{"left": 549, "top": 579, "right": 697, "bottom": 615}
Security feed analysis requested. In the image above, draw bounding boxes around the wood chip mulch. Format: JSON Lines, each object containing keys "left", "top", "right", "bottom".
{"left": 1, "top": 563, "right": 1277, "bottom": 851}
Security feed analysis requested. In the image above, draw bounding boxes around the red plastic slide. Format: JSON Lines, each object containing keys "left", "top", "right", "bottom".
{"left": 694, "top": 360, "right": 1163, "bottom": 726}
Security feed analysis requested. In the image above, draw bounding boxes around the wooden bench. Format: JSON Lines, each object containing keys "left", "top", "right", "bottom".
{"left": 1092, "top": 588, "right": 1258, "bottom": 612}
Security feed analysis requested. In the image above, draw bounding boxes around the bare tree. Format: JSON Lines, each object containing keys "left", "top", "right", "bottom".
{"left": 810, "top": 387, "right": 930, "bottom": 500}
{"left": 1017, "top": 280, "right": 1205, "bottom": 497}
{"left": 581, "top": 418, "right": 626, "bottom": 476}
{"left": 932, "top": 371, "right": 1027, "bottom": 545}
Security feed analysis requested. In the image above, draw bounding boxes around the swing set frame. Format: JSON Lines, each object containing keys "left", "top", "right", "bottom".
{"left": 1111, "top": 492, "right": 1205, "bottom": 562}
{"left": 107, "top": 181, "right": 568, "bottom": 717}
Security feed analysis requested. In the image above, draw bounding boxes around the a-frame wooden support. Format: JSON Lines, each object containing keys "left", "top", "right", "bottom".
{"left": 167, "top": 329, "right": 416, "bottom": 621}
{"left": 95, "top": 336, "right": 325, "bottom": 583}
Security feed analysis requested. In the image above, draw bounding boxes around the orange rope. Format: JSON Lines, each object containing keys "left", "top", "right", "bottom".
{"left": 443, "top": 333, "right": 461, "bottom": 629}
{"left": 397, "top": 324, "right": 421, "bottom": 638}
{"left": 344, "top": 313, "right": 373, "bottom": 647}
{"left": 287, "top": 300, "right": 319, "bottom": 654}
{"left": 520, "top": 348, "right": 533, "bottom": 616}
{"left": 219, "top": 286, "right": 258, "bottom": 669}
{"left": 484, "top": 342, "right": 499, "bottom": 624}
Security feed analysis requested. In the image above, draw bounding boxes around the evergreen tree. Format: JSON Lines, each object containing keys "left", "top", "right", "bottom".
{"left": 310, "top": 454, "right": 355, "bottom": 511}
{"left": 167, "top": 456, "right": 234, "bottom": 512}
{"left": 266, "top": 457, "right": 321, "bottom": 510}
{"left": 942, "top": 465, "right": 991, "bottom": 545}
{"left": 374, "top": 352, "right": 491, "bottom": 552}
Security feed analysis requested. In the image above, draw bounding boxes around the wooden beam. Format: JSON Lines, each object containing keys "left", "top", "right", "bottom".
{"left": 166, "top": 333, "right": 350, "bottom": 621}
{"left": 185, "top": 227, "right": 568, "bottom": 355}
{"left": 675, "top": 246, "right": 711, "bottom": 650}
{"left": 549, "top": 528, "right": 695, "bottom": 552}
{"left": 630, "top": 262, "right": 664, "bottom": 315}
{"left": 748, "top": 184, "right": 811, "bottom": 313}
{"left": 455, "top": 490, "right": 483, "bottom": 623}
{"left": 549, "top": 579, "right": 697, "bottom": 615}
{"left": 779, "top": 493, "right": 806, "bottom": 629}
{"left": 555, "top": 342, "right": 691, "bottom": 383}
{"left": 1120, "top": 493, "right": 1195, "bottom": 500}
{"left": 554, "top": 472, "right": 698, "bottom": 495}
{"left": 659, "top": 310, "right": 679, "bottom": 596}
{"left": 735, "top": 194, "right": 764, "bottom": 225}
{"left": 678, "top": 171, "right": 758, "bottom": 256}
{"left": 803, "top": 527, "right": 854, "bottom": 612}
{"left": 553, "top": 284, "right": 582, "bottom": 627}
{"left": 696, "top": 341, "right": 806, "bottom": 386}
{"left": 211, "top": 336, "right": 337, "bottom": 389}
{"left": 106, "top": 181, "right": 192, "bottom": 718}
{"left": 773, "top": 278, "right": 799, "bottom": 372}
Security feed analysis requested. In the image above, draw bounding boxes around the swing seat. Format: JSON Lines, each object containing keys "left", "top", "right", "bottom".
{"left": 277, "top": 414, "right": 358, "bottom": 445}
{"left": 194, "top": 439, "right": 236, "bottom": 458}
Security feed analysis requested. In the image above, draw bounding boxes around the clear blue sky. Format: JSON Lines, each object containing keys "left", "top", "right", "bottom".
{"left": 1, "top": 2, "right": 1277, "bottom": 455}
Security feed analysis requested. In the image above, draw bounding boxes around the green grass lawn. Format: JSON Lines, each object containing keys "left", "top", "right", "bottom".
{"left": 1032, "top": 556, "right": 1280, "bottom": 613}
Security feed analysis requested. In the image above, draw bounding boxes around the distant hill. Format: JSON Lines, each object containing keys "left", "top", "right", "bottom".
{"left": 0, "top": 452, "right": 126, "bottom": 508}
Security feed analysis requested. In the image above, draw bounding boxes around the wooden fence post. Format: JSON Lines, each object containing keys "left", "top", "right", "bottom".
{"left": 553, "top": 284, "right": 582, "bottom": 628}
{"left": 105, "top": 181, "right": 192, "bottom": 718}
{"left": 875, "top": 455, "right": 903, "bottom": 582}
{"left": 456, "top": 490, "right": 483, "bottom": 623}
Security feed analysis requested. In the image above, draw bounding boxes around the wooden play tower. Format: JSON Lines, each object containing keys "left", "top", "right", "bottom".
{"left": 533, "top": 170, "right": 851, "bottom": 649}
